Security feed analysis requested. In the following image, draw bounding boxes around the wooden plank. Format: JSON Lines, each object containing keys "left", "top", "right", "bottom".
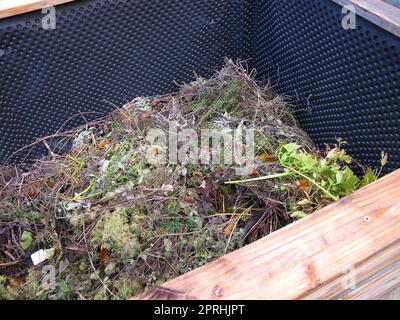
{"left": 343, "top": 257, "right": 400, "bottom": 299}
{"left": 303, "top": 238, "right": 400, "bottom": 299}
{"left": 0, "top": 0, "right": 74, "bottom": 19}
{"left": 379, "top": 285, "right": 400, "bottom": 300}
{"left": 333, "top": 0, "right": 400, "bottom": 37}
{"left": 137, "top": 169, "right": 400, "bottom": 300}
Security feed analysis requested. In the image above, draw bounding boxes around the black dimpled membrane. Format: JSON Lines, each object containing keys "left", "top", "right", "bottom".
{"left": 249, "top": 0, "right": 400, "bottom": 173}
{"left": 0, "top": 0, "right": 247, "bottom": 163}
{"left": 0, "top": 0, "right": 400, "bottom": 174}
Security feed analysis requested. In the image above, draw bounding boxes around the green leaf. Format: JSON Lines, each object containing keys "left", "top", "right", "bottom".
{"left": 282, "top": 143, "right": 301, "bottom": 153}
{"left": 360, "top": 167, "right": 378, "bottom": 187}
{"left": 20, "top": 231, "right": 33, "bottom": 251}
{"left": 291, "top": 211, "right": 308, "bottom": 219}
{"left": 340, "top": 167, "right": 360, "bottom": 194}
{"left": 289, "top": 201, "right": 298, "bottom": 211}
{"left": 297, "top": 198, "right": 312, "bottom": 206}
{"left": 336, "top": 171, "right": 343, "bottom": 184}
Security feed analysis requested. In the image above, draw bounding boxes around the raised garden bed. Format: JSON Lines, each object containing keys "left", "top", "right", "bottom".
{"left": 1, "top": 0, "right": 400, "bottom": 300}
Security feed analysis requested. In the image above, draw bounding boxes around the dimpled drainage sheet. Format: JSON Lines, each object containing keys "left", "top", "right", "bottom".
{"left": 0, "top": 0, "right": 247, "bottom": 163}
{"left": 248, "top": 0, "right": 400, "bottom": 173}
{"left": 0, "top": 0, "right": 399, "bottom": 173}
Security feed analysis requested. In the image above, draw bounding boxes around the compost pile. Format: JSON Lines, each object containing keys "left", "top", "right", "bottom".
{"left": 0, "top": 60, "right": 384, "bottom": 300}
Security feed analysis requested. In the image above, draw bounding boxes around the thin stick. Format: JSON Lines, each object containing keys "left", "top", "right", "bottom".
{"left": 225, "top": 171, "right": 291, "bottom": 184}
{"left": 0, "top": 260, "right": 21, "bottom": 268}
{"left": 284, "top": 166, "right": 338, "bottom": 201}
{"left": 224, "top": 206, "right": 253, "bottom": 254}
{"left": 82, "top": 223, "right": 117, "bottom": 299}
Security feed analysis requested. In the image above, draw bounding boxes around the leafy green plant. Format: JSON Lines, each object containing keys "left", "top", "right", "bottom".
{"left": 20, "top": 231, "right": 33, "bottom": 251}
{"left": 227, "top": 140, "right": 386, "bottom": 219}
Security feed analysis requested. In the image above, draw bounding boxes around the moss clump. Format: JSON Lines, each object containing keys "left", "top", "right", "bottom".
{"left": 91, "top": 209, "right": 140, "bottom": 261}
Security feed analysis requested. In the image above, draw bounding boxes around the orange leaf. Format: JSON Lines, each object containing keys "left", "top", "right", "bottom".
{"left": 256, "top": 154, "right": 278, "bottom": 162}
{"left": 99, "top": 247, "right": 109, "bottom": 264}
{"left": 248, "top": 168, "right": 258, "bottom": 176}
{"left": 10, "top": 276, "right": 25, "bottom": 288}
{"left": 298, "top": 179, "right": 311, "bottom": 191}
{"left": 27, "top": 186, "right": 38, "bottom": 198}
{"left": 150, "top": 146, "right": 162, "bottom": 155}
{"left": 98, "top": 139, "right": 111, "bottom": 150}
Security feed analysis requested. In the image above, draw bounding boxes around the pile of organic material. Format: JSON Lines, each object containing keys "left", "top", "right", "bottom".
{"left": 0, "top": 60, "right": 386, "bottom": 300}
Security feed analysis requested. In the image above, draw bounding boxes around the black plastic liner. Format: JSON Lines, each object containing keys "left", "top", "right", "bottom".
{"left": 0, "top": 0, "right": 399, "bottom": 173}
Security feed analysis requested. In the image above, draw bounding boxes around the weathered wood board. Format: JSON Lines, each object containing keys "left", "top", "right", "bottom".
{"left": 0, "top": 0, "right": 74, "bottom": 19}
{"left": 138, "top": 169, "right": 400, "bottom": 300}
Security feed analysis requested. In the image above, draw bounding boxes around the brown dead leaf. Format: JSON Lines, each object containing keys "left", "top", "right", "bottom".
{"left": 46, "top": 180, "right": 55, "bottom": 188}
{"left": 98, "top": 139, "right": 111, "bottom": 150}
{"left": 150, "top": 146, "right": 162, "bottom": 155}
{"left": 256, "top": 154, "right": 278, "bottom": 162}
{"left": 26, "top": 186, "right": 38, "bottom": 198}
{"left": 10, "top": 276, "right": 25, "bottom": 288}
{"left": 99, "top": 247, "right": 109, "bottom": 264}
{"left": 193, "top": 171, "right": 203, "bottom": 177}
{"left": 298, "top": 179, "right": 311, "bottom": 191}
{"left": 183, "top": 196, "right": 196, "bottom": 204}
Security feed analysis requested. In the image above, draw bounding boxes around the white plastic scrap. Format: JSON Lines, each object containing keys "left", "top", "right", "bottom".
{"left": 131, "top": 97, "right": 151, "bottom": 110}
{"left": 64, "top": 200, "right": 91, "bottom": 211}
{"left": 30, "top": 248, "right": 55, "bottom": 266}
{"left": 72, "top": 127, "right": 95, "bottom": 149}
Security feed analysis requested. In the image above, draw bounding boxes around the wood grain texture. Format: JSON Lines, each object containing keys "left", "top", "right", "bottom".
{"left": 0, "top": 0, "right": 74, "bottom": 19}
{"left": 379, "top": 285, "right": 400, "bottom": 300}
{"left": 350, "top": 0, "right": 400, "bottom": 26}
{"left": 138, "top": 169, "right": 400, "bottom": 300}
{"left": 333, "top": 0, "right": 400, "bottom": 36}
